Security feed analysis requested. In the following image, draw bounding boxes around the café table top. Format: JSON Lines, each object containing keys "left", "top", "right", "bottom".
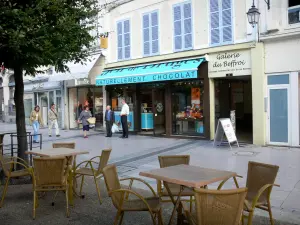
{"left": 139, "top": 164, "right": 237, "bottom": 188}
{"left": 25, "top": 148, "right": 89, "bottom": 157}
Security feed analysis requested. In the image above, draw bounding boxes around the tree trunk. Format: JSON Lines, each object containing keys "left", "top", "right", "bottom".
{"left": 14, "top": 66, "right": 28, "bottom": 160}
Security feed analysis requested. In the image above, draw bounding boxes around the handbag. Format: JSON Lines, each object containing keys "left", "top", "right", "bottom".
{"left": 87, "top": 117, "right": 96, "bottom": 124}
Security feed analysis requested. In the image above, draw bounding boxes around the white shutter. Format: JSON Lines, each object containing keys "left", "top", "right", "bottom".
{"left": 210, "top": 0, "right": 220, "bottom": 45}
{"left": 117, "top": 21, "right": 123, "bottom": 60}
{"left": 151, "top": 12, "right": 159, "bottom": 54}
{"left": 174, "top": 5, "right": 182, "bottom": 51}
{"left": 222, "top": 0, "right": 232, "bottom": 43}
{"left": 183, "top": 3, "right": 192, "bottom": 49}
{"left": 123, "top": 20, "right": 130, "bottom": 59}
{"left": 143, "top": 14, "right": 150, "bottom": 55}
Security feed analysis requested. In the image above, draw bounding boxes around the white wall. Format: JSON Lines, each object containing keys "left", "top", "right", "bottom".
{"left": 104, "top": 0, "right": 251, "bottom": 64}
{"left": 265, "top": 38, "right": 300, "bottom": 74}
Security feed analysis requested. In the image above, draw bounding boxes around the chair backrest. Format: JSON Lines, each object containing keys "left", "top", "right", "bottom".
{"left": 246, "top": 161, "right": 279, "bottom": 203}
{"left": 103, "top": 164, "right": 122, "bottom": 209}
{"left": 158, "top": 155, "right": 190, "bottom": 189}
{"left": 52, "top": 142, "right": 76, "bottom": 149}
{"left": 97, "top": 149, "right": 112, "bottom": 173}
{"left": 158, "top": 155, "right": 190, "bottom": 168}
{"left": 0, "top": 154, "right": 12, "bottom": 176}
{"left": 33, "top": 157, "right": 67, "bottom": 186}
{"left": 194, "top": 188, "right": 247, "bottom": 225}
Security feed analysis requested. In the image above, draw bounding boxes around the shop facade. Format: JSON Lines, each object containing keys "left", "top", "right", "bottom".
{"left": 95, "top": 43, "right": 265, "bottom": 145}
{"left": 264, "top": 37, "right": 300, "bottom": 146}
{"left": 97, "top": 57, "right": 211, "bottom": 138}
{"left": 24, "top": 78, "right": 64, "bottom": 127}
{"left": 66, "top": 78, "right": 104, "bottom": 130}
{"left": 208, "top": 43, "right": 265, "bottom": 145}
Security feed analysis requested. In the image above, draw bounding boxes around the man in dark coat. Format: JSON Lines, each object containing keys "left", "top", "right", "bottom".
{"left": 105, "top": 105, "right": 115, "bottom": 137}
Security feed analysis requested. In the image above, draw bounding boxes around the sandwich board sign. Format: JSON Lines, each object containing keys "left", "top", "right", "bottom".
{"left": 213, "top": 118, "right": 239, "bottom": 150}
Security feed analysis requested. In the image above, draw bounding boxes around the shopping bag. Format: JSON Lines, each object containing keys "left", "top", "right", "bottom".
{"left": 87, "top": 117, "right": 96, "bottom": 124}
{"left": 111, "top": 124, "right": 119, "bottom": 133}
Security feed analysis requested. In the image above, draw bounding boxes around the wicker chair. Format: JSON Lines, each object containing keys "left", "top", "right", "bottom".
{"left": 0, "top": 154, "right": 33, "bottom": 207}
{"left": 74, "top": 149, "right": 112, "bottom": 204}
{"left": 218, "top": 161, "right": 279, "bottom": 225}
{"left": 32, "top": 157, "right": 69, "bottom": 219}
{"left": 103, "top": 164, "right": 163, "bottom": 225}
{"left": 52, "top": 142, "right": 76, "bottom": 165}
{"left": 183, "top": 188, "right": 248, "bottom": 225}
{"left": 158, "top": 155, "right": 194, "bottom": 211}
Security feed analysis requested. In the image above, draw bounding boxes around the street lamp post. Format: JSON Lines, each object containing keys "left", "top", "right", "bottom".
{"left": 246, "top": 0, "right": 271, "bottom": 41}
{"left": 246, "top": 0, "right": 270, "bottom": 27}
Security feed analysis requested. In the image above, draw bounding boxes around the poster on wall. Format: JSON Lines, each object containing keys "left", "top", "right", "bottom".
{"left": 208, "top": 50, "right": 251, "bottom": 78}
{"left": 114, "top": 111, "right": 134, "bottom": 131}
{"left": 191, "top": 87, "right": 200, "bottom": 104}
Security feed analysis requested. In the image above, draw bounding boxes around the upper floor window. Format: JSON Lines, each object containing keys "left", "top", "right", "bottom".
{"left": 173, "top": 1, "right": 193, "bottom": 52}
{"left": 288, "top": 0, "right": 300, "bottom": 25}
{"left": 117, "top": 19, "right": 131, "bottom": 60}
{"left": 143, "top": 11, "right": 159, "bottom": 56}
{"left": 210, "top": 0, "right": 233, "bottom": 46}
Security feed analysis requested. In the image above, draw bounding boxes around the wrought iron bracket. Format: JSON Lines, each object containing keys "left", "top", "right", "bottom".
{"left": 264, "top": 0, "right": 270, "bottom": 10}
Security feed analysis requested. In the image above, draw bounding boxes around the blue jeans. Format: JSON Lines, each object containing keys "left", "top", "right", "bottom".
{"left": 32, "top": 121, "right": 40, "bottom": 142}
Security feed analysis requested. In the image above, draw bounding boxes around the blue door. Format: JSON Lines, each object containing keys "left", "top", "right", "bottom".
{"left": 269, "top": 88, "right": 288, "bottom": 143}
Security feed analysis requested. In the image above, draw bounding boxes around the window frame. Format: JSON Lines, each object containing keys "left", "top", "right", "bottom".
{"left": 142, "top": 10, "right": 160, "bottom": 57}
{"left": 209, "top": 0, "right": 234, "bottom": 47}
{"left": 287, "top": 3, "right": 300, "bottom": 27}
{"left": 116, "top": 18, "right": 131, "bottom": 61}
{"left": 172, "top": 0, "right": 194, "bottom": 53}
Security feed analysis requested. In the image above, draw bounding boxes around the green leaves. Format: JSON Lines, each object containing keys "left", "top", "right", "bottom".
{"left": 0, "top": 0, "right": 100, "bottom": 74}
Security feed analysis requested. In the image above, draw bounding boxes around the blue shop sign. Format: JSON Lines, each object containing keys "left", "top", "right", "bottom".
{"left": 96, "top": 57, "right": 205, "bottom": 86}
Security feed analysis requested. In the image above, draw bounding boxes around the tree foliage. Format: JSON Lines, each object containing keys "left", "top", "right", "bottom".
{"left": 0, "top": 0, "right": 99, "bottom": 74}
{"left": 0, "top": 0, "right": 100, "bottom": 160}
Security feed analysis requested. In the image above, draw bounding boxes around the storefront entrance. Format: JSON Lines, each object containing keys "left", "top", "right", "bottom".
{"left": 138, "top": 83, "right": 166, "bottom": 136}
{"left": 214, "top": 76, "right": 253, "bottom": 143}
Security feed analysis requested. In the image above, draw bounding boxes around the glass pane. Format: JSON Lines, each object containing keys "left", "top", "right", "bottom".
{"left": 39, "top": 93, "right": 48, "bottom": 125}
{"left": 49, "top": 91, "right": 54, "bottom": 106}
{"left": 56, "top": 96, "right": 62, "bottom": 128}
{"left": 56, "top": 90, "right": 61, "bottom": 96}
{"left": 172, "top": 80, "right": 204, "bottom": 136}
{"left": 68, "top": 88, "right": 78, "bottom": 129}
{"left": 24, "top": 94, "right": 33, "bottom": 125}
{"left": 94, "top": 87, "right": 103, "bottom": 130}
{"left": 270, "top": 89, "right": 288, "bottom": 143}
{"left": 268, "top": 75, "right": 289, "bottom": 85}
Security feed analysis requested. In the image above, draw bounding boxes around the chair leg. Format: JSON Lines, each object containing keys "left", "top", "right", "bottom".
{"left": 52, "top": 191, "right": 59, "bottom": 206}
{"left": 93, "top": 176, "right": 102, "bottom": 204}
{"left": 79, "top": 175, "right": 85, "bottom": 196}
{"left": 247, "top": 211, "right": 254, "bottom": 225}
{"left": 33, "top": 191, "right": 37, "bottom": 220}
{"left": 267, "top": 201, "right": 275, "bottom": 225}
{"left": 114, "top": 211, "right": 122, "bottom": 225}
{"left": 189, "top": 196, "right": 193, "bottom": 212}
{"left": 66, "top": 189, "right": 70, "bottom": 217}
{"left": 118, "top": 212, "right": 124, "bottom": 225}
{"left": 0, "top": 177, "right": 9, "bottom": 208}
{"left": 158, "top": 209, "right": 164, "bottom": 225}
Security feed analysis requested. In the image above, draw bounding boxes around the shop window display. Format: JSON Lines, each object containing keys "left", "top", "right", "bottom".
{"left": 172, "top": 80, "right": 204, "bottom": 136}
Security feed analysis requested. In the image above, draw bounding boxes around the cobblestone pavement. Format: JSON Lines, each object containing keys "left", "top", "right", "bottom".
{"left": 1, "top": 122, "right": 300, "bottom": 224}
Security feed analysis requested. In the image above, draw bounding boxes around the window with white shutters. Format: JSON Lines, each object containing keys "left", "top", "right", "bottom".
{"left": 173, "top": 1, "right": 193, "bottom": 52}
{"left": 210, "top": 0, "right": 233, "bottom": 46}
{"left": 117, "top": 19, "right": 131, "bottom": 60}
{"left": 143, "top": 11, "right": 159, "bottom": 56}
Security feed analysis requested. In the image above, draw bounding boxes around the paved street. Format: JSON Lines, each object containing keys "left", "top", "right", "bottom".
{"left": 1, "top": 122, "right": 300, "bottom": 224}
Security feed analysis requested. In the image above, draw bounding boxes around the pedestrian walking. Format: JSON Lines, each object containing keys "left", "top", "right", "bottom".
{"left": 105, "top": 105, "right": 115, "bottom": 137}
{"left": 120, "top": 98, "right": 129, "bottom": 138}
{"left": 30, "top": 105, "right": 44, "bottom": 143}
{"left": 48, "top": 103, "right": 60, "bottom": 137}
{"left": 78, "top": 105, "right": 92, "bottom": 138}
